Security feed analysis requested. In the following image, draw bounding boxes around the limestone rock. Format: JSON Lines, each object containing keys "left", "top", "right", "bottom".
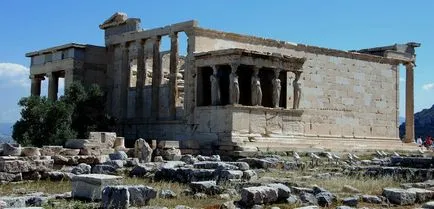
{"left": 382, "top": 187, "right": 416, "bottom": 205}
{"left": 294, "top": 206, "right": 319, "bottom": 209}
{"left": 109, "top": 151, "right": 128, "bottom": 161}
{"left": 189, "top": 181, "right": 223, "bottom": 195}
{"left": 2, "top": 143, "right": 21, "bottom": 156}
{"left": 102, "top": 185, "right": 129, "bottom": 209}
{"left": 92, "top": 164, "right": 117, "bottom": 175}
{"left": 128, "top": 185, "right": 157, "bottom": 206}
{"left": 154, "top": 156, "right": 164, "bottom": 162}
{"left": 240, "top": 186, "right": 279, "bottom": 206}
{"left": 299, "top": 192, "right": 318, "bottom": 205}
{"left": 129, "top": 164, "right": 155, "bottom": 177}
{"left": 104, "top": 160, "right": 125, "bottom": 169}
{"left": 0, "top": 196, "right": 26, "bottom": 207}
{"left": 267, "top": 183, "right": 291, "bottom": 200}
{"left": 407, "top": 188, "right": 434, "bottom": 203}
{"left": 220, "top": 201, "right": 237, "bottom": 209}
{"left": 134, "top": 138, "right": 153, "bottom": 163}
{"left": 217, "top": 170, "right": 243, "bottom": 183}
{"left": 286, "top": 194, "right": 299, "bottom": 205}
{"left": 21, "top": 147, "right": 41, "bottom": 157}
{"left": 71, "top": 163, "right": 91, "bottom": 175}
{"left": 40, "top": 146, "right": 63, "bottom": 156}
{"left": 342, "top": 196, "right": 358, "bottom": 207}
{"left": 159, "top": 148, "right": 182, "bottom": 161}
{"left": 361, "top": 194, "right": 382, "bottom": 204}
{"left": 65, "top": 139, "right": 88, "bottom": 149}
{"left": 242, "top": 170, "right": 258, "bottom": 181}
{"left": 180, "top": 154, "right": 199, "bottom": 164}
{"left": 336, "top": 206, "right": 355, "bottom": 209}
{"left": 194, "top": 161, "right": 238, "bottom": 170}
{"left": 423, "top": 201, "right": 434, "bottom": 209}
{"left": 315, "top": 191, "right": 336, "bottom": 207}
{"left": 0, "top": 172, "right": 22, "bottom": 182}
{"left": 159, "top": 189, "right": 177, "bottom": 199}
{"left": 59, "top": 148, "right": 80, "bottom": 156}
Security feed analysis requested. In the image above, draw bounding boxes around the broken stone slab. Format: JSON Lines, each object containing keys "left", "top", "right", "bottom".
{"left": 293, "top": 206, "right": 319, "bottom": 209}
{"left": 159, "top": 189, "right": 177, "bottom": 199}
{"left": 240, "top": 186, "right": 279, "bottom": 206}
{"left": 129, "top": 163, "right": 156, "bottom": 177}
{"left": 237, "top": 157, "right": 283, "bottom": 169}
{"left": 242, "top": 170, "right": 258, "bottom": 181}
{"left": 315, "top": 191, "right": 336, "bottom": 207}
{"left": 71, "top": 174, "right": 122, "bottom": 201}
{"left": 79, "top": 146, "right": 101, "bottom": 156}
{"left": 382, "top": 187, "right": 416, "bottom": 205}
{"left": 2, "top": 144, "right": 21, "bottom": 156}
{"left": 197, "top": 155, "right": 220, "bottom": 162}
{"left": 104, "top": 160, "right": 124, "bottom": 169}
{"left": 189, "top": 181, "right": 223, "bottom": 195}
{"left": 180, "top": 154, "right": 199, "bottom": 164}
{"left": 299, "top": 192, "right": 318, "bottom": 205}
{"left": 157, "top": 148, "right": 182, "bottom": 161}
{"left": 217, "top": 170, "right": 244, "bottom": 183}
{"left": 226, "top": 162, "right": 250, "bottom": 171}
{"left": 101, "top": 185, "right": 157, "bottom": 209}
{"left": 0, "top": 196, "right": 27, "bottom": 208}
{"left": 157, "top": 140, "right": 180, "bottom": 149}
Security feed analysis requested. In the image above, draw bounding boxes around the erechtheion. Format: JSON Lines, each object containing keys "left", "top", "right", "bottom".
{"left": 25, "top": 12, "right": 420, "bottom": 155}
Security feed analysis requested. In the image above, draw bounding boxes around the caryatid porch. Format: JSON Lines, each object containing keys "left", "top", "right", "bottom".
{"left": 192, "top": 49, "right": 307, "bottom": 142}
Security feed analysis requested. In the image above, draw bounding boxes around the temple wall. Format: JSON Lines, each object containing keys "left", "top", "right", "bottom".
{"left": 193, "top": 35, "right": 399, "bottom": 139}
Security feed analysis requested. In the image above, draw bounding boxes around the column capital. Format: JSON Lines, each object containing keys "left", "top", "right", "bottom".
{"left": 230, "top": 63, "right": 240, "bottom": 72}
{"left": 169, "top": 31, "right": 178, "bottom": 38}
{"left": 405, "top": 62, "right": 415, "bottom": 70}
{"left": 136, "top": 39, "right": 145, "bottom": 45}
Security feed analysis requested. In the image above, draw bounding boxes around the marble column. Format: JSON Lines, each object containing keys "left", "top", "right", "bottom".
{"left": 135, "top": 39, "right": 145, "bottom": 118}
{"left": 120, "top": 42, "right": 130, "bottom": 120}
{"left": 30, "top": 75, "right": 42, "bottom": 97}
{"left": 47, "top": 72, "right": 58, "bottom": 101}
{"left": 151, "top": 36, "right": 161, "bottom": 120}
{"left": 229, "top": 63, "right": 239, "bottom": 105}
{"left": 168, "top": 32, "right": 179, "bottom": 119}
{"left": 404, "top": 62, "right": 415, "bottom": 143}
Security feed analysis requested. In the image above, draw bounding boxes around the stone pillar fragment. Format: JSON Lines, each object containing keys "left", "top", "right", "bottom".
{"left": 404, "top": 62, "right": 415, "bottom": 143}
{"left": 47, "top": 72, "right": 58, "bottom": 101}
{"left": 169, "top": 32, "right": 179, "bottom": 119}
{"left": 120, "top": 42, "right": 130, "bottom": 120}
{"left": 30, "top": 75, "right": 43, "bottom": 96}
{"left": 151, "top": 36, "right": 161, "bottom": 120}
{"left": 135, "top": 40, "right": 146, "bottom": 118}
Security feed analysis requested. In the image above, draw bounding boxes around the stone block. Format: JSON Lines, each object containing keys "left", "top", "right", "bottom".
{"left": 240, "top": 186, "right": 279, "bottom": 206}
{"left": 40, "top": 146, "right": 63, "bottom": 156}
{"left": 21, "top": 148, "right": 40, "bottom": 157}
{"left": 2, "top": 144, "right": 21, "bottom": 156}
{"left": 406, "top": 188, "right": 434, "bottom": 203}
{"left": 157, "top": 140, "right": 180, "bottom": 149}
{"left": 72, "top": 174, "right": 123, "bottom": 200}
{"left": 382, "top": 188, "right": 416, "bottom": 205}
{"left": 249, "top": 110, "right": 266, "bottom": 135}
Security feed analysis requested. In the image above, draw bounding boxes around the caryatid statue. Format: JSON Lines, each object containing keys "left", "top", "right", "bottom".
{"left": 210, "top": 65, "right": 221, "bottom": 105}
{"left": 293, "top": 71, "right": 302, "bottom": 109}
{"left": 230, "top": 63, "right": 240, "bottom": 105}
{"left": 272, "top": 70, "right": 281, "bottom": 108}
{"left": 251, "top": 67, "right": 262, "bottom": 106}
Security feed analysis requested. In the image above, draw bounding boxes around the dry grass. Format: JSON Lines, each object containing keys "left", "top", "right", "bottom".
{"left": 0, "top": 180, "right": 71, "bottom": 196}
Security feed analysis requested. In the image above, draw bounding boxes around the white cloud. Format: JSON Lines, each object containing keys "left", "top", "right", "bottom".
{"left": 399, "top": 77, "right": 405, "bottom": 82}
{"left": 0, "top": 63, "right": 30, "bottom": 88}
{"left": 423, "top": 83, "right": 434, "bottom": 91}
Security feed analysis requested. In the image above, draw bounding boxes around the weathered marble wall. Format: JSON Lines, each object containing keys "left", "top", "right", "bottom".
{"left": 192, "top": 34, "right": 399, "bottom": 140}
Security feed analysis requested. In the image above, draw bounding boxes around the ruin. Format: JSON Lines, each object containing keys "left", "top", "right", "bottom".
{"left": 25, "top": 12, "right": 420, "bottom": 155}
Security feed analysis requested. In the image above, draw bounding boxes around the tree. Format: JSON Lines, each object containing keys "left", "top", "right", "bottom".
{"left": 12, "top": 82, "right": 115, "bottom": 147}
{"left": 12, "top": 96, "right": 75, "bottom": 146}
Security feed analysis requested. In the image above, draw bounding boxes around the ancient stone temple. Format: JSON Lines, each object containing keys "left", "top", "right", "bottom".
{"left": 25, "top": 12, "right": 420, "bottom": 155}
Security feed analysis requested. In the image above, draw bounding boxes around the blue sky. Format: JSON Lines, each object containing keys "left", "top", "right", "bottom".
{"left": 0, "top": 0, "right": 433, "bottom": 122}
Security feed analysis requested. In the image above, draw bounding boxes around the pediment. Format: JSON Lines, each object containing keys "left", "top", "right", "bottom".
{"left": 99, "top": 12, "right": 128, "bottom": 29}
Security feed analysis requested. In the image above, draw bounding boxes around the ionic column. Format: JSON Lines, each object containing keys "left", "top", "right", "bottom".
{"left": 30, "top": 75, "right": 42, "bottom": 97}
{"left": 47, "top": 72, "right": 58, "bottom": 101}
{"left": 168, "top": 32, "right": 179, "bottom": 119}
{"left": 120, "top": 42, "right": 130, "bottom": 120}
{"left": 404, "top": 62, "right": 415, "bottom": 143}
{"left": 229, "top": 63, "right": 239, "bottom": 105}
{"left": 151, "top": 36, "right": 162, "bottom": 120}
{"left": 135, "top": 39, "right": 145, "bottom": 118}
